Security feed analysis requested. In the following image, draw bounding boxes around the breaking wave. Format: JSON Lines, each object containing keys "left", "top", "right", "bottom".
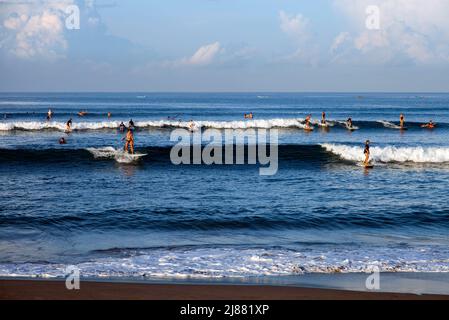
{"left": 322, "top": 144, "right": 449, "bottom": 163}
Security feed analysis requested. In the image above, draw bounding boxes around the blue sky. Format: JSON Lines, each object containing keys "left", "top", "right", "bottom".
{"left": 1, "top": 0, "right": 449, "bottom": 91}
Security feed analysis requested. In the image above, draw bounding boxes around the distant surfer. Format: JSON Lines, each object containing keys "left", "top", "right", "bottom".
{"left": 364, "top": 140, "right": 370, "bottom": 166}
{"left": 321, "top": 112, "right": 326, "bottom": 125}
{"left": 47, "top": 109, "right": 53, "bottom": 121}
{"left": 78, "top": 110, "right": 87, "bottom": 117}
{"left": 122, "top": 128, "right": 134, "bottom": 154}
{"left": 128, "top": 119, "right": 135, "bottom": 130}
{"left": 119, "top": 121, "right": 126, "bottom": 132}
{"left": 347, "top": 117, "right": 353, "bottom": 129}
{"left": 188, "top": 119, "right": 195, "bottom": 132}
{"left": 304, "top": 114, "right": 312, "bottom": 130}
{"left": 108, "top": 112, "right": 112, "bottom": 119}
{"left": 400, "top": 113, "right": 405, "bottom": 128}
{"left": 421, "top": 120, "right": 435, "bottom": 129}
{"left": 244, "top": 112, "right": 253, "bottom": 119}
{"left": 65, "top": 118, "right": 72, "bottom": 133}
{"left": 59, "top": 137, "right": 66, "bottom": 144}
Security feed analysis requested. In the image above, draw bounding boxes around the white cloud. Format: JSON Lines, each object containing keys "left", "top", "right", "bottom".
{"left": 181, "top": 42, "right": 221, "bottom": 66}
{"left": 0, "top": 1, "right": 74, "bottom": 59}
{"left": 279, "top": 10, "right": 309, "bottom": 41}
{"left": 333, "top": 0, "right": 449, "bottom": 64}
{"left": 330, "top": 32, "right": 351, "bottom": 53}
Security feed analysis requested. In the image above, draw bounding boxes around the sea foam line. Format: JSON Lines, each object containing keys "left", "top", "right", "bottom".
{"left": 321, "top": 143, "right": 449, "bottom": 163}
{"left": 0, "top": 119, "right": 306, "bottom": 131}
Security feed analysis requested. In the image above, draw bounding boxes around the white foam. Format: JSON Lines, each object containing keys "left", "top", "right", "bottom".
{"left": 378, "top": 120, "right": 401, "bottom": 129}
{"left": 0, "top": 246, "right": 448, "bottom": 279}
{"left": 86, "top": 147, "right": 146, "bottom": 163}
{"left": 0, "top": 118, "right": 306, "bottom": 131}
{"left": 322, "top": 143, "right": 449, "bottom": 163}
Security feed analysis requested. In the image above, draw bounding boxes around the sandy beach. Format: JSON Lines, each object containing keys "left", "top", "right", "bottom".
{"left": 1, "top": 280, "right": 448, "bottom": 300}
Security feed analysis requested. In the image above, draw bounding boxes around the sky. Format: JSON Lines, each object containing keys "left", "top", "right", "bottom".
{"left": 1, "top": 0, "right": 449, "bottom": 92}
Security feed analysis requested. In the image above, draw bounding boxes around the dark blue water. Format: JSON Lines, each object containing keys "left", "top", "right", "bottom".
{"left": 1, "top": 93, "right": 449, "bottom": 278}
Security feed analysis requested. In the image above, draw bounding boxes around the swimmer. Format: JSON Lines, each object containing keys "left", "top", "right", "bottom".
{"left": 400, "top": 113, "right": 405, "bottom": 128}
{"left": 108, "top": 112, "right": 112, "bottom": 119}
{"left": 122, "top": 128, "right": 134, "bottom": 154}
{"left": 59, "top": 137, "right": 67, "bottom": 144}
{"left": 364, "top": 140, "right": 370, "bottom": 166}
{"left": 65, "top": 118, "right": 73, "bottom": 132}
{"left": 119, "top": 121, "right": 126, "bottom": 132}
{"left": 421, "top": 120, "right": 435, "bottom": 129}
{"left": 244, "top": 113, "right": 254, "bottom": 119}
{"left": 128, "top": 119, "right": 135, "bottom": 129}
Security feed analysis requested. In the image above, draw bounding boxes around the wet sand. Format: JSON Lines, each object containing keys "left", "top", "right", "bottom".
{"left": 1, "top": 279, "right": 448, "bottom": 300}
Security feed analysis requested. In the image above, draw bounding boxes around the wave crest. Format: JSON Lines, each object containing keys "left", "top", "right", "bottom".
{"left": 322, "top": 143, "right": 449, "bottom": 163}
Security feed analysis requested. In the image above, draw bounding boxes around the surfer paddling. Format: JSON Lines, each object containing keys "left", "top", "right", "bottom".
{"left": 363, "top": 140, "right": 371, "bottom": 167}
{"left": 421, "top": 120, "right": 435, "bottom": 129}
{"left": 122, "top": 128, "right": 134, "bottom": 154}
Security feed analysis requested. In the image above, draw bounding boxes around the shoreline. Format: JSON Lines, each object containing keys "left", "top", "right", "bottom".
{"left": 1, "top": 279, "right": 449, "bottom": 300}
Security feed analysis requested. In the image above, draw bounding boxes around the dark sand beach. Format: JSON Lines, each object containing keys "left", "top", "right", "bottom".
{"left": 1, "top": 280, "right": 448, "bottom": 300}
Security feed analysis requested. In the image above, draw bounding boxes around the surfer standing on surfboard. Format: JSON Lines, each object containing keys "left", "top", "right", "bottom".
{"left": 122, "top": 128, "right": 134, "bottom": 154}
{"left": 65, "top": 118, "right": 72, "bottom": 133}
{"left": 347, "top": 117, "right": 353, "bottom": 129}
{"left": 364, "top": 140, "right": 370, "bottom": 166}
{"left": 400, "top": 113, "right": 405, "bottom": 129}
{"left": 321, "top": 112, "right": 326, "bottom": 125}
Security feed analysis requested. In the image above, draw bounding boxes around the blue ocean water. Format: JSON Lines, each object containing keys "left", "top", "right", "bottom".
{"left": 1, "top": 92, "right": 449, "bottom": 279}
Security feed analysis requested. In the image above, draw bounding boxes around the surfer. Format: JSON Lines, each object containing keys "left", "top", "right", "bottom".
{"left": 244, "top": 113, "right": 254, "bottom": 119}
{"left": 305, "top": 114, "right": 312, "bottom": 129}
{"left": 321, "top": 112, "right": 326, "bottom": 124}
{"left": 364, "top": 140, "right": 370, "bottom": 166}
{"left": 65, "top": 118, "right": 72, "bottom": 132}
{"left": 47, "top": 109, "right": 53, "bottom": 121}
{"left": 421, "top": 120, "right": 435, "bottom": 129}
{"left": 347, "top": 117, "right": 353, "bottom": 129}
{"left": 122, "top": 128, "right": 134, "bottom": 154}
{"left": 119, "top": 121, "right": 126, "bottom": 132}
{"left": 188, "top": 119, "right": 195, "bottom": 132}
{"left": 108, "top": 112, "right": 112, "bottom": 119}
{"left": 59, "top": 137, "right": 66, "bottom": 144}
{"left": 400, "top": 113, "right": 405, "bottom": 128}
{"left": 128, "top": 119, "right": 135, "bottom": 130}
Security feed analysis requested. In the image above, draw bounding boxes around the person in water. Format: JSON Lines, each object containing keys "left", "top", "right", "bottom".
{"left": 400, "top": 113, "right": 405, "bottom": 128}
{"left": 321, "top": 112, "right": 326, "bottom": 124}
{"left": 244, "top": 113, "right": 254, "bottom": 119}
{"left": 422, "top": 120, "right": 435, "bottom": 129}
{"left": 123, "top": 128, "right": 134, "bottom": 154}
{"left": 107, "top": 112, "right": 112, "bottom": 119}
{"left": 347, "top": 117, "right": 353, "bottom": 128}
{"left": 59, "top": 137, "right": 66, "bottom": 144}
{"left": 47, "top": 109, "right": 53, "bottom": 121}
{"left": 119, "top": 121, "right": 126, "bottom": 132}
{"left": 364, "top": 140, "right": 370, "bottom": 166}
{"left": 65, "top": 118, "right": 72, "bottom": 132}
{"left": 128, "top": 119, "right": 135, "bottom": 129}
{"left": 188, "top": 119, "right": 195, "bottom": 132}
{"left": 305, "top": 114, "right": 312, "bottom": 129}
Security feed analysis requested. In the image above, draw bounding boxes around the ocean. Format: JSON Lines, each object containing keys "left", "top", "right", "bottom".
{"left": 1, "top": 92, "right": 449, "bottom": 281}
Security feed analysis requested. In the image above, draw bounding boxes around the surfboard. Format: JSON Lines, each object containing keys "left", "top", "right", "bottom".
{"left": 115, "top": 152, "right": 147, "bottom": 163}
